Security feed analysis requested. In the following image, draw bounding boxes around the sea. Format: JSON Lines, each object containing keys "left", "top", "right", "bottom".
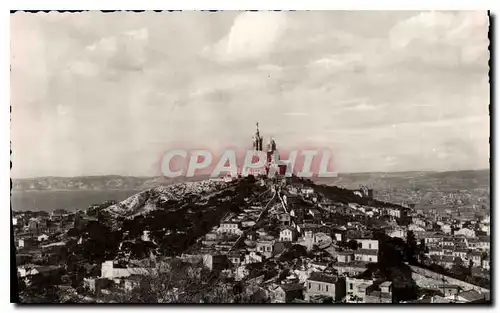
{"left": 10, "top": 190, "right": 142, "bottom": 212}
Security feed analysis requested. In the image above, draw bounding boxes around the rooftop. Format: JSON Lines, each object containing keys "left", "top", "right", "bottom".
{"left": 279, "top": 283, "right": 304, "bottom": 292}
{"left": 458, "top": 290, "right": 485, "bottom": 302}
{"left": 307, "top": 272, "right": 339, "bottom": 284}
{"left": 280, "top": 226, "right": 296, "bottom": 232}
{"left": 34, "top": 265, "right": 62, "bottom": 273}
{"left": 468, "top": 251, "right": 483, "bottom": 257}
{"left": 337, "top": 250, "right": 355, "bottom": 255}
{"left": 367, "top": 291, "right": 392, "bottom": 299}
{"left": 355, "top": 249, "right": 378, "bottom": 256}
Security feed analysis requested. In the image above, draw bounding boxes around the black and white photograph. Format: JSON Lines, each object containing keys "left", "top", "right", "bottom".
{"left": 10, "top": 10, "right": 491, "bottom": 304}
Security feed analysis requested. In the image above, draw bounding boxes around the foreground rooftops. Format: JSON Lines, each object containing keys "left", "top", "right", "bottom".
{"left": 354, "top": 249, "right": 378, "bottom": 256}
{"left": 307, "top": 272, "right": 339, "bottom": 284}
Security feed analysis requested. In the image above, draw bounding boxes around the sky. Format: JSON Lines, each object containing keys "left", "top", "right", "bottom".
{"left": 10, "top": 11, "right": 490, "bottom": 178}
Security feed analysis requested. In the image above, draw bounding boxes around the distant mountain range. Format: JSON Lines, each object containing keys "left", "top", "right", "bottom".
{"left": 11, "top": 175, "right": 207, "bottom": 191}
{"left": 11, "top": 169, "right": 489, "bottom": 192}
{"left": 315, "top": 169, "right": 490, "bottom": 191}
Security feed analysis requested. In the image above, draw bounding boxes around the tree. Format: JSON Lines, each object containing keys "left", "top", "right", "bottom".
{"left": 67, "top": 228, "right": 79, "bottom": 238}
{"left": 279, "top": 244, "right": 307, "bottom": 261}
{"left": 348, "top": 294, "right": 363, "bottom": 303}
{"left": 405, "top": 231, "right": 417, "bottom": 264}
{"left": 451, "top": 257, "right": 468, "bottom": 280}
{"left": 453, "top": 257, "right": 463, "bottom": 268}
{"left": 468, "top": 259, "right": 474, "bottom": 276}
{"left": 347, "top": 239, "right": 359, "bottom": 250}
{"left": 126, "top": 260, "right": 234, "bottom": 303}
{"left": 417, "top": 239, "right": 427, "bottom": 263}
{"left": 19, "top": 273, "right": 62, "bottom": 303}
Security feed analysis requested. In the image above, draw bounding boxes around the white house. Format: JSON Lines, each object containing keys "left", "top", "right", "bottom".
{"left": 476, "top": 238, "right": 490, "bottom": 251}
{"left": 305, "top": 272, "right": 343, "bottom": 302}
{"left": 301, "top": 187, "right": 314, "bottom": 195}
{"left": 101, "top": 261, "right": 149, "bottom": 279}
{"left": 17, "top": 266, "right": 30, "bottom": 278}
{"left": 218, "top": 221, "right": 243, "bottom": 235}
{"left": 452, "top": 249, "right": 468, "bottom": 261}
{"left": 383, "top": 207, "right": 406, "bottom": 219}
{"left": 412, "top": 217, "right": 426, "bottom": 228}
{"left": 243, "top": 251, "right": 264, "bottom": 265}
{"left": 337, "top": 251, "right": 355, "bottom": 263}
{"left": 279, "top": 227, "right": 297, "bottom": 242}
{"left": 354, "top": 250, "right": 378, "bottom": 263}
{"left": 408, "top": 224, "right": 425, "bottom": 232}
{"left": 256, "top": 240, "right": 274, "bottom": 258}
{"left": 141, "top": 230, "right": 151, "bottom": 242}
{"left": 346, "top": 277, "right": 374, "bottom": 303}
{"left": 387, "top": 227, "right": 406, "bottom": 240}
{"left": 424, "top": 234, "right": 444, "bottom": 245}
{"left": 355, "top": 239, "right": 379, "bottom": 251}
{"left": 427, "top": 247, "right": 444, "bottom": 256}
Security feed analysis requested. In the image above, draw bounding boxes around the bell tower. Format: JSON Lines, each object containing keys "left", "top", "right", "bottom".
{"left": 253, "top": 122, "right": 263, "bottom": 151}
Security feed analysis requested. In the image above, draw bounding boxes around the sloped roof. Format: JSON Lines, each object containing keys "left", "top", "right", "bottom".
{"left": 337, "top": 250, "right": 355, "bottom": 255}
{"left": 355, "top": 249, "right": 378, "bottom": 256}
{"left": 367, "top": 291, "right": 392, "bottom": 299}
{"left": 458, "top": 290, "right": 484, "bottom": 302}
{"left": 280, "top": 283, "right": 304, "bottom": 292}
{"left": 280, "top": 226, "right": 296, "bottom": 232}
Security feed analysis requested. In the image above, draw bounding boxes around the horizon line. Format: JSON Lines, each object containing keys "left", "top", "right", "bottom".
{"left": 10, "top": 168, "right": 490, "bottom": 180}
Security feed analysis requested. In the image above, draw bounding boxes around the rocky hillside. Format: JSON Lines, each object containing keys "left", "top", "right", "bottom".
{"left": 104, "top": 180, "right": 232, "bottom": 218}
{"left": 73, "top": 177, "right": 266, "bottom": 261}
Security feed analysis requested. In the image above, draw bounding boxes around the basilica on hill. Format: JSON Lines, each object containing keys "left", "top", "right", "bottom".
{"left": 252, "top": 122, "right": 285, "bottom": 176}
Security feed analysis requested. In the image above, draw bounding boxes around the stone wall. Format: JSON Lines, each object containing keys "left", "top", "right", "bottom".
{"left": 409, "top": 265, "right": 489, "bottom": 294}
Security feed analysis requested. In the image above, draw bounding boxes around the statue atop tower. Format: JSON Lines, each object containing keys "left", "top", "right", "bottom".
{"left": 268, "top": 137, "right": 277, "bottom": 153}
{"left": 253, "top": 122, "right": 263, "bottom": 151}
{"left": 249, "top": 123, "right": 285, "bottom": 177}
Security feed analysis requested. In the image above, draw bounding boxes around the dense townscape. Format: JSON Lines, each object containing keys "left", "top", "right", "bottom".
{"left": 13, "top": 171, "right": 491, "bottom": 303}
{"left": 13, "top": 123, "right": 491, "bottom": 304}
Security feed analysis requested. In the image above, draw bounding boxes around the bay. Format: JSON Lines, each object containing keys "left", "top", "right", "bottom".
{"left": 10, "top": 190, "right": 142, "bottom": 212}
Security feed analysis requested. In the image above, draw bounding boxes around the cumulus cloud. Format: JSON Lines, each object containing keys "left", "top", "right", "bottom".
{"left": 389, "top": 11, "right": 489, "bottom": 67}
{"left": 204, "top": 11, "right": 288, "bottom": 62}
